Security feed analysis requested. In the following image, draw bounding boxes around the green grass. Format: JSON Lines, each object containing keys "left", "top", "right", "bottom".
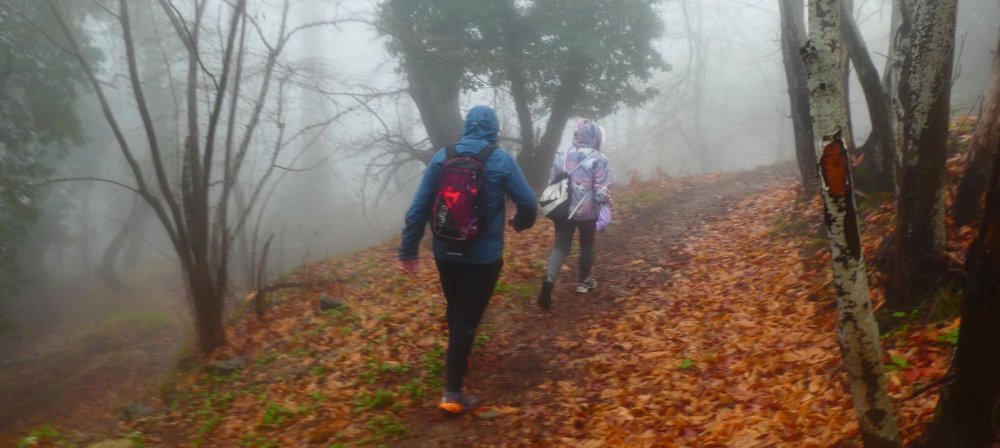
{"left": 354, "top": 390, "right": 395, "bottom": 413}
{"left": 366, "top": 415, "right": 408, "bottom": 442}
{"left": 474, "top": 332, "right": 491, "bottom": 348}
{"left": 261, "top": 401, "right": 296, "bottom": 428}
{"left": 240, "top": 434, "right": 279, "bottom": 448}
{"left": 16, "top": 423, "right": 64, "bottom": 448}
{"left": 494, "top": 280, "right": 536, "bottom": 303}
{"left": 398, "top": 378, "right": 427, "bottom": 399}
{"left": 422, "top": 346, "right": 446, "bottom": 380}
{"left": 255, "top": 351, "right": 279, "bottom": 366}
{"left": 360, "top": 359, "right": 411, "bottom": 385}
{"left": 124, "top": 431, "right": 147, "bottom": 448}
{"left": 938, "top": 327, "right": 959, "bottom": 345}
{"left": 189, "top": 389, "right": 238, "bottom": 445}
{"left": 84, "top": 310, "right": 176, "bottom": 341}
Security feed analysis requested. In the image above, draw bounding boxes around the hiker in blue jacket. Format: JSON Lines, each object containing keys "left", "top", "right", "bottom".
{"left": 399, "top": 105, "right": 537, "bottom": 414}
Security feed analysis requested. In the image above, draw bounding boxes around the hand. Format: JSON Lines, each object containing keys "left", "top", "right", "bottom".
{"left": 508, "top": 217, "right": 523, "bottom": 233}
{"left": 399, "top": 259, "right": 418, "bottom": 276}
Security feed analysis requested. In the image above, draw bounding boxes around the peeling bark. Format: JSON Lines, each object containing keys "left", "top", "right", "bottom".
{"left": 803, "top": 0, "right": 901, "bottom": 445}
{"left": 888, "top": 0, "right": 957, "bottom": 310}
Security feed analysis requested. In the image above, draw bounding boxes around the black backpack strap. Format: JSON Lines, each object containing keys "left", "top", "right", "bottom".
{"left": 473, "top": 143, "right": 498, "bottom": 162}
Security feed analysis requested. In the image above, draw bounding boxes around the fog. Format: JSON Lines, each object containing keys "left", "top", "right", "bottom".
{"left": 0, "top": 0, "right": 997, "bottom": 434}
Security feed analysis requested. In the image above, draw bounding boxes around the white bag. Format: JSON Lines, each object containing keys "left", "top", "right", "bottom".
{"left": 538, "top": 150, "right": 592, "bottom": 221}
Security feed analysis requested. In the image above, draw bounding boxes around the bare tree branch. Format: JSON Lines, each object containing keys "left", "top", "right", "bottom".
{"left": 120, "top": 0, "right": 190, "bottom": 250}
{"left": 30, "top": 177, "right": 142, "bottom": 196}
{"left": 46, "top": 0, "right": 182, "bottom": 251}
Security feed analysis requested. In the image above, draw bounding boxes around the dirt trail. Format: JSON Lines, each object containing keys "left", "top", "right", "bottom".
{"left": 394, "top": 167, "right": 793, "bottom": 447}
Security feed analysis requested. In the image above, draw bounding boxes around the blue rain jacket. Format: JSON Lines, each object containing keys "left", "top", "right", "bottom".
{"left": 399, "top": 106, "right": 537, "bottom": 264}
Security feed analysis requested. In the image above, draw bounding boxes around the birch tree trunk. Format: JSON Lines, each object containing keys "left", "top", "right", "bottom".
{"left": 803, "top": 0, "right": 901, "bottom": 445}
{"left": 887, "top": 0, "right": 957, "bottom": 310}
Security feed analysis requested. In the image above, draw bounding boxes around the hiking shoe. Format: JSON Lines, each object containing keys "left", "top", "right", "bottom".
{"left": 537, "top": 281, "right": 554, "bottom": 310}
{"left": 576, "top": 277, "right": 597, "bottom": 293}
{"left": 439, "top": 392, "right": 480, "bottom": 415}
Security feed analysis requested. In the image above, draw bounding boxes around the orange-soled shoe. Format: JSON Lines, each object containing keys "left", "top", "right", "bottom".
{"left": 439, "top": 392, "right": 480, "bottom": 415}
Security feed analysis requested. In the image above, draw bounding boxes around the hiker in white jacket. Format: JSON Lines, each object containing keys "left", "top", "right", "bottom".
{"left": 537, "top": 119, "right": 612, "bottom": 309}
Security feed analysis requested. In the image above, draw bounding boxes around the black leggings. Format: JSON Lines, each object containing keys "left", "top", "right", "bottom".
{"left": 435, "top": 259, "right": 503, "bottom": 393}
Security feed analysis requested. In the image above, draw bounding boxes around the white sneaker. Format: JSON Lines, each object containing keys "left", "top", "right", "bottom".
{"left": 576, "top": 277, "right": 597, "bottom": 293}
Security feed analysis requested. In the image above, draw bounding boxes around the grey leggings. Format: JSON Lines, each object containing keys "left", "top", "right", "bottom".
{"left": 545, "top": 219, "right": 597, "bottom": 283}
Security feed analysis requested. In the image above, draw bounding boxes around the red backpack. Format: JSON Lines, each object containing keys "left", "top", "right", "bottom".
{"left": 430, "top": 143, "right": 498, "bottom": 244}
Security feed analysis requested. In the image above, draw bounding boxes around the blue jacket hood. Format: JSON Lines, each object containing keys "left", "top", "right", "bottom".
{"left": 462, "top": 105, "right": 500, "bottom": 142}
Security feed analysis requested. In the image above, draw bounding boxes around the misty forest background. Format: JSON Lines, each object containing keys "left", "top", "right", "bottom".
{"left": 1, "top": 0, "right": 1000, "bottom": 446}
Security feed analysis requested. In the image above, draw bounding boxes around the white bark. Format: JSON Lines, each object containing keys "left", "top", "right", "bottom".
{"left": 803, "top": 0, "right": 901, "bottom": 446}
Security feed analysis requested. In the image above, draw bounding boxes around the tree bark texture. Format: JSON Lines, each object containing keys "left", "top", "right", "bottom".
{"left": 384, "top": 0, "right": 465, "bottom": 152}
{"left": 404, "top": 55, "right": 464, "bottom": 151}
{"left": 954, "top": 36, "right": 1000, "bottom": 227}
{"left": 804, "top": 0, "right": 901, "bottom": 445}
{"left": 778, "top": 0, "right": 818, "bottom": 188}
{"left": 841, "top": 3, "right": 895, "bottom": 192}
{"left": 888, "top": 0, "right": 957, "bottom": 310}
{"left": 928, "top": 126, "right": 1000, "bottom": 447}
{"left": 517, "top": 54, "right": 587, "bottom": 191}
{"left": 885, "top": 0, "right": 905, "bottom": 196}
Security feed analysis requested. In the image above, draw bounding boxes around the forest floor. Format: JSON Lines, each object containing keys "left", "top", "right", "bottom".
{"left": 0, "top": 271, "right": 188, "bottom": 447}
{"left": 4, "top": 163, "right": 962, "bottom": 447}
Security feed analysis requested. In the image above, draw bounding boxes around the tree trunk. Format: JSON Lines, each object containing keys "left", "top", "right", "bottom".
{"left": 517, "top": 56, "right": 586, "bottom": 191}
{"left": 888, "top": 0, "right": 957, "bottom": 310}
{"left": 502, "top": 0, "right": 536, "bottom": 162}
{"left": 79, "top": 185, "right": 93, "bottom": 274}
{"left": 954, "top": 36, "right": 1000, "bottom": 227}
{"left": 842, "top": 3, "right": 895, "bottom": 192}
{"left": 96, "top": 196, "right": 149, "bottom": 290}
{"left": 928, "top": 127, "right": 1000, "bottom": 447}
{"left": 690, "top": 1, "right": 710, "bottom": 174}
{"left": 778, "top": 0, "right": 818, "bottom": 188}
{"left": 803, "top": 0, "right": 901, "bottom": 445}
{"left": 186, "top": 262, "right": 228, "bottom": 353}
{"left": 885, "top": 0, "right": 905, "bottom": 196}
{"left": 405, "top": 57, "right": 464, "bottom": 151}
{"left": 386, "top": 0, "right": 464, "bottom": 152}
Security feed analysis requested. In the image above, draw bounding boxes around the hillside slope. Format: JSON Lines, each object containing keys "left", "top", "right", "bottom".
{"left": 15, "top": 164, "right": 955, "bottom": 447}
